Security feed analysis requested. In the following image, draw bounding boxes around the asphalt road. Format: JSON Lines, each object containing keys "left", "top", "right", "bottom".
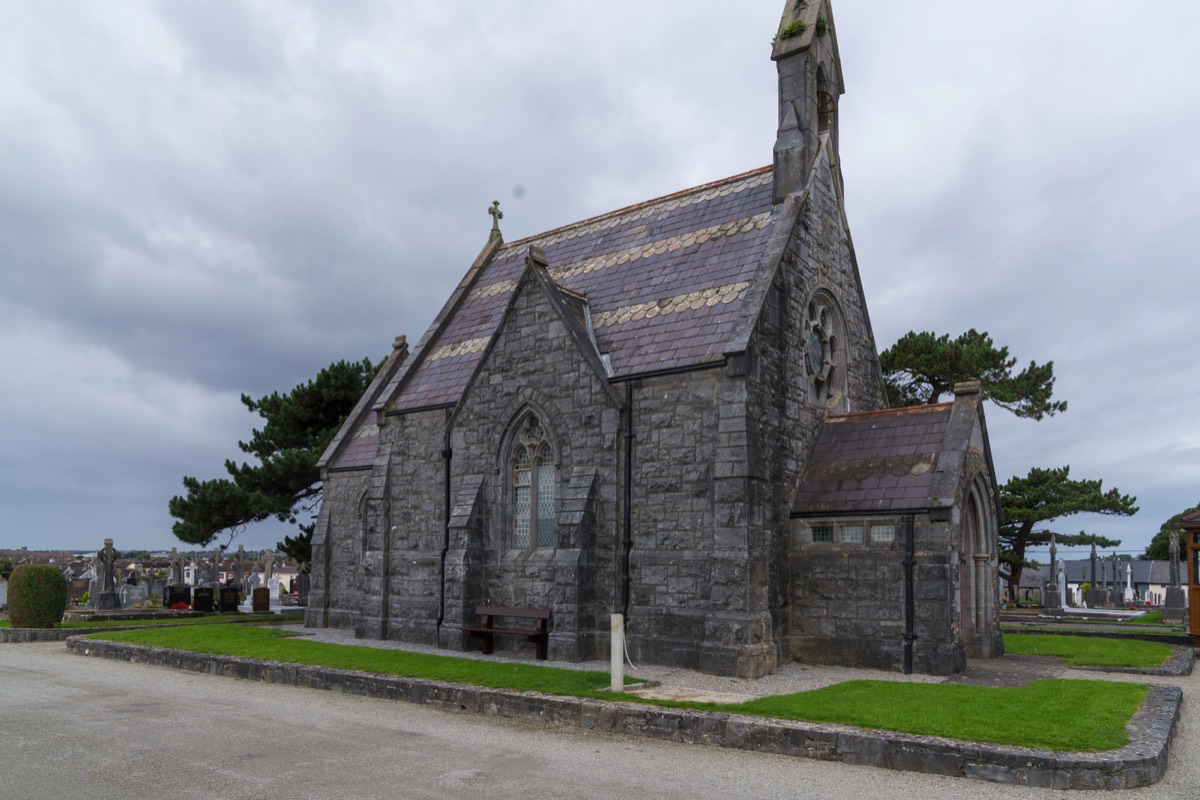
{"left": 1, "top": 642, "right": 1196, "bottom": 800}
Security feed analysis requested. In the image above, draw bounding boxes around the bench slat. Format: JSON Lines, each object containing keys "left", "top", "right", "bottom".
{"left": 474, "top": 606, "right": 551, "bottom": 619}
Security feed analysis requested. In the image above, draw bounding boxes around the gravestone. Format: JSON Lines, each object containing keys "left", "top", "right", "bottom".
{"left": 1042, "top": 535, "right": 1061, "bottom": 612}
{"left": 169, "top": 547, "right": 184, "bottom": 585}
{"left": 95, "top": 538, "right": 122, "bottom": 610}
{"left": 296, "top": 571, "right": 311, "bottom": 606}
{"left": 119, "top": 582, "right": 148, "bottom": 608}
{"left": 1165, "top": 531, "right": 1187, "bottom": 622}
{"left": 251, "top": 587, "right": 270, "bottom": 613}
{"left": 1085, "top": 543, "right": 1103, "bottom": 606}
{"left": 164, "top": 585, "right": 191, "bottom": 608}
{"left": 234, "top": 546, "right": 247, "bottom": 596}
{"left": 218, "top": 587, "right": 240, "bottom": 612}
{"left": 192, "top": 586, "right": 214, "bottom": 612}
{"left": 68, "top": 579, "right": 89, "bottom": 604}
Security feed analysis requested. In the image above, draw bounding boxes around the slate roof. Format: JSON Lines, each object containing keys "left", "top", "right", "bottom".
{"left": 328, "top": 166, "right": 780, "bottom": 470}
{"left": 791, "top": 403, "right": 954, "bottom": 514}
{"left": 388, "top": 166, "right": 777, "bottom": 412}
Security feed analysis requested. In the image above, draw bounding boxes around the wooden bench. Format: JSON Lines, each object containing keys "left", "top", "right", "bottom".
{"left": 462, "top": 606, "right": 551, "bottom": 660}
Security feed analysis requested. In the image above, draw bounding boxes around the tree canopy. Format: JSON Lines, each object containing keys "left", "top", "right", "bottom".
{"left": 1143, "top": 502, "right": 1199, "bottom": 560}
{"left": 879, "top": 329, "right": 1067, "bottom": 420}
{"left": 999, "top": 466, "right": 1137, "bottom": 600}
{"left": 168, "top": 357, "right": 381, "bottom": 563}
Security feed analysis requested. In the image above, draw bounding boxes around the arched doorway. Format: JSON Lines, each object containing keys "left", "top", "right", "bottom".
{"left": 960, "top": 477, "right": 1002, "bottom": 658}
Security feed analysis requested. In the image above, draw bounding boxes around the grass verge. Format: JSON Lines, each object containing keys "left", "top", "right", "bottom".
{"left": 676, "top": 679, "right": 1144, "bottom": 751}
{"left": 0, "top": 614, "right": 284, "bottom": 629}
{"left": 1004, "top": 633, "right": 1174, "bottom": 667}
{"left": 57, "top": 613, "right": 287, "bottom": 629}
{"left": 86, "top": 626, "right": 1147, "bottom": 752}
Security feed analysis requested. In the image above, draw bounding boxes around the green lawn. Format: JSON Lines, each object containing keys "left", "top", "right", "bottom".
{"left": 688, "top": 679, "right": 1144, "bottom": 752}
{"left": 86, "top": 625, "right": 1148, "bottom": 752}
{"left": 1003, "top": 633, "right": 1174, "bottom": 668}
{"left": 0, "top": 614, "right": 285, "bottom": 629}
{"left": 57, "top": 613, "right": 287, "bottom": 629}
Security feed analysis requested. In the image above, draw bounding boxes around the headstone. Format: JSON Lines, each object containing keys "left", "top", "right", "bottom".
{"left": 1123, "top": 562, "right": 1135, "bottom": 604}
{"left": 1165, "top": 531, "right": 1187, "bottom": 622}
{"left": 164, "top": 585, "right": 191, "bottom": 609}
{"left": 251, "top": 586, "right": 270, "bottom": 613}
{"left": 296, "top": 571, "right": 311, "bottom": 606}
{"left": 1086, "top": 543, "right": 1103, "bottom": 606}
{"left": 218, "top": 587, "right": 240, "bottom": 612}
{"left": 192, "top": 586, "right": 214, "bottom": 612}
{"left": 169, "top": 547, "right": 184, "bottom": 585}
{"left": 197, "top": 557, "right": 213, "bottom": 588}
{"left": 1108, "top": 553, "right": 1120, "bottom": 605}
{"left": 95, "top": 538, "right": 122, "bottom": 610}
{"left": 1042, "top": 535, "right": 1061, "bottom": 612}
{"left": 234, "top": 546, "right": 246, "bottom": 596}
{"left": 119, "top": 582, "right": 148, "bottom": 608}
{"left": 68, "top": 579, "right": 89, "bottom": 604}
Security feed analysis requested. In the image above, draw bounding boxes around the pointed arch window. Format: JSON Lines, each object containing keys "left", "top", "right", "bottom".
{"left": 511, "top": 415, "right": 556, "bottom": 549}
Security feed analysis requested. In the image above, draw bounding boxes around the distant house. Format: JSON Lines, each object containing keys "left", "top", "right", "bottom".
{"left": 1004, "top": 559, "right": 1177, "bottom": 606}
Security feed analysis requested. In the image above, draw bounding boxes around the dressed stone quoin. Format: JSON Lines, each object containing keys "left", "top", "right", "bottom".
{"left": 304, "top": 0, "right": 1004, "bottom": 677}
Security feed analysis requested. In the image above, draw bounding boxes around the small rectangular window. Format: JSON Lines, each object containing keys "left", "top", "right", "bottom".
{"left": 871, "top": 524, "right": 896, "bottom": 543}
{"left": 811, "top": 525, "right": 833, "bottom": 543}
{"left": 839, "top": 525, "right": 863, "bottom": 543}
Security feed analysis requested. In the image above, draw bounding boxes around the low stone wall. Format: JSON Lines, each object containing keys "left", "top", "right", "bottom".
{"left": 66, "top": 636, "right": 1181, "bottom": 789}
{"left": 1004, "top": 626, "right": 1193, "bottom": 647}
{"left": 2, "top": 627, "right": 129, "bottom": 642}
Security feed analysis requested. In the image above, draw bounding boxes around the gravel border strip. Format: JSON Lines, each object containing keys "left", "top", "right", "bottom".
{"left": 65, "top": 635, "right": 1180, "bottom": 790}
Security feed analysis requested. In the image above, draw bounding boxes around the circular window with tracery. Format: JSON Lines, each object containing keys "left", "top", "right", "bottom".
{"left": 804, "top": 291, "right": 846, "bottom": 407}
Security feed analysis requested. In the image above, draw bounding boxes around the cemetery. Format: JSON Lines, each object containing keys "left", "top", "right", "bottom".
{"left": 1, "top": 2, "right": 1197, "bottom": 791}
{"left": 2, "top": 528, "right": 1196, "bottom": 787}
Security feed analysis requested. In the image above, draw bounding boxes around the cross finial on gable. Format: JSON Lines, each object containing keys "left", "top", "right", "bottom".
{"left": 488, "top": 200, "right": 503, "bottom": 234}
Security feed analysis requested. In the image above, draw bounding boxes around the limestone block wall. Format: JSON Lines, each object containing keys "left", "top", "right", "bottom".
{"left": 376, "top": 409, "right": 447, "bottom": 644}
{"left": 787, "top": 515, "right": 966, "bottom": 675}
{"left": 621, "top": 368, "right": 773, "bottom": 677}
{"left": 446, "top": 275, "right": 621, "bottom": 661}
{"left": 305, "top": 467, "right": 371, "bottom": 631}
{"left": 743, "top": 137, "right": 888, "bottom": 664}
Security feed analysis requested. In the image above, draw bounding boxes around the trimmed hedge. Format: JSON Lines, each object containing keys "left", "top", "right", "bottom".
{"left": 8, "top": 564, "right": 68, "bottom": 628}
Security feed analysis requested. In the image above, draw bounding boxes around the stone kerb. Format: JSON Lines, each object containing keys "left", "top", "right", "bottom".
{"left": 65, "top": 636, "right": 1180, "bottom": 789}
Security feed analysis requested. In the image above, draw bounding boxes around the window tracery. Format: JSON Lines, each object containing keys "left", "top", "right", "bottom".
{"left": 804, "top": 290, "right": 846, "bottom": 407}
{"left": 510, "top": 415, "right": 556, "bottom": 549}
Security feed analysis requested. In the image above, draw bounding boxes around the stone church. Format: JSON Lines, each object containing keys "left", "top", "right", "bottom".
{"left": 305, "top": 0, "right": 1004, "bottom": 678}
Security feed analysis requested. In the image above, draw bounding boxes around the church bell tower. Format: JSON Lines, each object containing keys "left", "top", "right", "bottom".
{"left": 771, "top": 0, "right": 845, "bottom": 204}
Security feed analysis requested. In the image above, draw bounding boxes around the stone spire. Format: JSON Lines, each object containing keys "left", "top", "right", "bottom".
{"left": 770, "top": 0, "right": 845, "bottom": 203}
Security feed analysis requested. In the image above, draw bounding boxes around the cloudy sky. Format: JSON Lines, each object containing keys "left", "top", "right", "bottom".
{"left": 2, "top": 1, "right": 1197, "bottom": 558}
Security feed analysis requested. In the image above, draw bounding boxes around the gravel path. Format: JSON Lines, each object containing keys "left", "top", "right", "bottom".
{"left": 282, "top": 624, "right": 946, "bottom": 701}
